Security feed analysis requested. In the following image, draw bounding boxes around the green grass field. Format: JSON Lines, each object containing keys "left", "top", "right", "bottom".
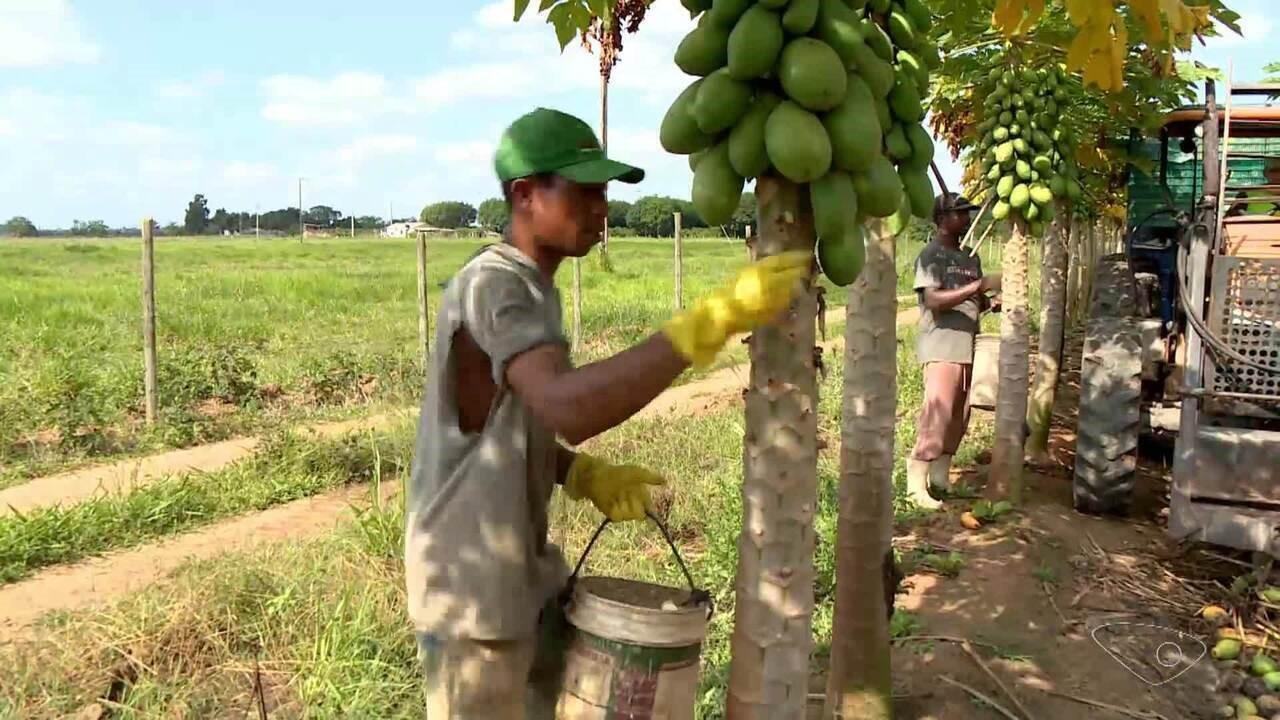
{"left": 2, "top": 324, "right": 1005, "bottom": 719}
{"left": 1, "top": 235, "right": 859, "bottom": 484}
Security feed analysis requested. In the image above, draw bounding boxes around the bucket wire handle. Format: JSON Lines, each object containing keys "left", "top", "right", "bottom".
{"left": 564, "top": 511, "right": 712, "bottom": 614}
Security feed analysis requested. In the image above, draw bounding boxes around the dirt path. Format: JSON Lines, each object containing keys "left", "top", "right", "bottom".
{"left": 0, "top": 305, "right": 921, "bottom": 641}
{"left": 3, "top": 306, "right": 916, "bottom": 518}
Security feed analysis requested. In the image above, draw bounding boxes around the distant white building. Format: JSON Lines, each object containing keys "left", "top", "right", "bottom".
{"left": 382, "top": 221, "right": 429, "bottom": 238}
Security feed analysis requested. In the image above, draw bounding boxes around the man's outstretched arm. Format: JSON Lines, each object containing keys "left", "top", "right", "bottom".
{"left": 511, "top": 335, "right": 689, "bottom": 446}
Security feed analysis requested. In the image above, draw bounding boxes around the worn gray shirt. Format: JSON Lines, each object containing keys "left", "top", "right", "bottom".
{"left": 913, "top": 239, "right": 984, "bottom": 364}
{"left": 405, "top": 242, "right": 570, "bottom": 640}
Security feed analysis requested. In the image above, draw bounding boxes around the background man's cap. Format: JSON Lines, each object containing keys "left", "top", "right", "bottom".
{"left": 494, "top": 108, "right": 645, "bottom": 185}
{"left": 933, "top": 192, "right": 980, "bottom": 216}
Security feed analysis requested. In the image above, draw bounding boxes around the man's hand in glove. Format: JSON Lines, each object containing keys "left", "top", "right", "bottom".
{"left": 662, "top": 250, "right": 812, "bottom": 368}
{"left": 564, "top": 452, "right": 666, "bottom": 522}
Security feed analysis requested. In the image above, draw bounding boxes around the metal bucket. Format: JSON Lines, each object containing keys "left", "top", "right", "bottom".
{"left": 969, "top": 334, "right": 1000, "bottom": 411}
{"left": 555, "top": 515, "right": 713, "bottom": 720}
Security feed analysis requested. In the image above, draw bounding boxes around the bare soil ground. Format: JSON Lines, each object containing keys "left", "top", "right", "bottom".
{"left": 874, "top": 329, "right": 1232, "bottom": 720}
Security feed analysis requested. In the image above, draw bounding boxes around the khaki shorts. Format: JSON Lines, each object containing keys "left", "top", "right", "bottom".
{"left": 417, "top": 604, "right": 568, "bottom": 719}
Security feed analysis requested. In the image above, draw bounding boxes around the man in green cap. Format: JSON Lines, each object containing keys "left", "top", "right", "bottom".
{"left": 404, "top": 107, "right": 810, "bottom": 718}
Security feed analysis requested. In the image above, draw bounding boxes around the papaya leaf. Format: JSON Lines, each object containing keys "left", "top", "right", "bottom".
{"left": 514, "top": 0, "right": 532, "bottom": 21}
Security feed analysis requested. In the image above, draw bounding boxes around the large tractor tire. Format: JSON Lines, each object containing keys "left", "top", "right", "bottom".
{"left": 1073, "top": 254, "right": 1143, "bottom": 515}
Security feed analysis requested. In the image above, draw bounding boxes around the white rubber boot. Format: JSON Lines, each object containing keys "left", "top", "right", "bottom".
{"left": 907, "top": 458, "right": 942, "bottom": 510}
{"left": 930, "top": 454, "right": 954, "bottom": 497}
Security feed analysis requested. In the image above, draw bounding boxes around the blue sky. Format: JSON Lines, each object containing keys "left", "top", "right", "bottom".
{"left": 0, "top": 0, "right": 1274, "bottom": 229}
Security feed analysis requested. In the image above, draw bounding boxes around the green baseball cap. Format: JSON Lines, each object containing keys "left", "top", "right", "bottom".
{"left": 494, "top": 107, "right": 645, "bottom": 185}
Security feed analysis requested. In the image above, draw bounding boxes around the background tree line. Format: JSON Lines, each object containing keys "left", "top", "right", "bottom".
{"left": 441, "top": 192, "right": 758, "bottom": 237}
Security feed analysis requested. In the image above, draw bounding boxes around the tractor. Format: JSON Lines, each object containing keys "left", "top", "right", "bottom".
{"left": 1073, "top": 79, "right": 1280, "bottom": 560}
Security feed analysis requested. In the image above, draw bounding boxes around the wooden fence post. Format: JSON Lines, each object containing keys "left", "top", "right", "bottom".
{"left": 572, "top": 259, "right": 583, "bottom": 354}
{"left": 416, "top": 230, "right": 430, "bottom": 372}
{"left": 141, "top": 218, "right": 158, "bottom": 426}
{"left": 674, "top": 212, "right": 684, "bottom": 310}
{"left": 745, "top": 224, "right": 753, "bottom": 261}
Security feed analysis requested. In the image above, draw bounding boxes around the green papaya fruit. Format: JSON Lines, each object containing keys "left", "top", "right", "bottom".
{"left": 824, "top": 75, "right": 883, "bottom": 172}
{"left": 996, "top": 174, "right": 1015, "bottom": 199}
{"left": 817, "top": 224, "right": 866, "bottom": 286}
{"left": 759, "top": 0, "right": 789, "bottom": 6}
{"left": 869, "top": 0, "right": 892, "bottom": 15}
{"left": 889, "top": 73, "right": 923, "bottom": 122}
{"left": 1010, "top": 183, "right": 1030, "bottom": 210}
{"left": 765, "top": 100, "right": 833, "bottom": 183}
{"left": 1001, "top": 70, "right": 1015, "bottom": 86}
{"left": 860, "top": 19, "right": 894, "bottom": 62}
{"left": 885, "top": 124, "right": 911, "bottom": 161}
{"left": 990, "top": 84, "right": 1009, "bottom": 101}
{"left": 873, "top": 93, "right": 892, "bottom": 131}
{"left": 1032, "top": 156, "right": 1051, "bottom": 175}
{"left": 992, "top": 200, "right": 1010, "bottom": 220}
{"left": 1025, "top": 201, "right": 1040, "bottom": 221}
{"left": 1029, "top": 219, "right": 1045, "bottom": 235}
{"left": 986, "top": 164, "right": 1002, "bottom": 181}
{"left": 1015, "top": 109, "right": 1030, "bottom": 125}
{"left": 885, "top": 194, "right": 912, "bottom": 236}
{"left": 995, "top": 142, "right": 1015, "bottom": 164}
{"left": 852, "top": 153, "right": 904, "bottom": 218}
{"left": 1039, "top": 199, "right": 1055, "bottom": 222}
{"left": 816, "top": 0, "right": 867, "bottom": 67}
{"left": 728, "top": 7, "right": 785, "bottom": 79}
{"left": 1066, "top": 179, "right": 1083, "bottom": 200}
{"left": 779, "top": 37, "right": 848, "bottom": 111}
{"left": 901, "top": 166, "right": 934, "bottom": 219}
{"left": 1046, "top": 98, "right": 1058, "bottom": 116}
{"left": 693, "top": 68, "right": 752, "bottom": 134}
{"left": 903, "top": 0, "right": 931, "bottom": 31}
{"left": 1029, "top": 184, "right": 1052, "bottom": 205}
{"left": 728, "top": 93, "right": 781, "bottom": 177}
{"left": 988, "top": 67, "right": 1003, "bottom": 85}
{"left": 689, "top": 149, "right": 708, "bottom": 171}
{"left": 1008, "top": 123, "right": 1021, "bottom": 137}
{"left": 681, "top": 0, "right": 713, "bottom": 16}
{"left": 999, "top": 110, "right": 1013, "bottom": 126}
{"left": 994, "top": 126, "right": 1010, "bottom": 142}
{"left": 1012, "top": 138, "right": 1029, "bottom": 155}
{"left": 854, "top": 44, "right": 896, "bottom": 98}
{"left": 977, "top": 117, "right": 996, "bottom": 134}
{"left": 675, "top": 24, "right": 731, "bottom": 76}
{"left": 1011, "top": 93, "right": 1025, "bottom": 109}
{"left": 1030, "top": 170, "right": 1040, "bottom": 182}
{"left": 898, "top": 49, "right": 929, "bottom": 89}
{"left": 1049, "top": 175, "right": 1067, "bottom": 197}
{"left": 1015, "top": 159, "right": 1032, "bottom": 180}
{"left": 660, "top": 79, "right": 716, "bottom": 154}
{"left": 810, "top": 170, "right": 859, "bottom": 239}
{"left": 887, "top": 11, "right": 918, "bottom": 50}
{"left": 691, "top": 141, "right": 744, "bottom": 226}
{"left": 708, "top": 0, "right": 754, "bottom": 27}
{"left": 921, "top": 39, "right": 941, "bottom": 70}
{"left": 782, "top": 0, "right": 820, "bottom": 35}
{"left": 903, "top": 123, "right": 934, "bottom": 171}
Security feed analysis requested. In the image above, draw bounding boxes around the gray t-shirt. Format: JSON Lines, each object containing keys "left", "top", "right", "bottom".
{"left": 913, "top": 240, "right": 984, "bottom": 364}
{"left": 405, "top": 242, "right": 570, "bottom": 640}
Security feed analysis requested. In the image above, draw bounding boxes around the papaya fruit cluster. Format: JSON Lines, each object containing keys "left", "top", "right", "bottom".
{"left": 974, "top": 65, "right": 1084, "bottom": 236}
{"left": 661, "top": 0, "right": 940, "bottom": 287}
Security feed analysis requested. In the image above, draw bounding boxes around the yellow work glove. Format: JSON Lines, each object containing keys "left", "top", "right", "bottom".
{"left": 564, "top": 452, "right": 666, "bottom": 523}
{"left": 662, "top": 250, "right": 813, "bottom": 368}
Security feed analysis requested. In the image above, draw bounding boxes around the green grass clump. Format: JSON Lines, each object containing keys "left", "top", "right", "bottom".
{"left": 0, "top": 425, "right": 414, "bottom": 584}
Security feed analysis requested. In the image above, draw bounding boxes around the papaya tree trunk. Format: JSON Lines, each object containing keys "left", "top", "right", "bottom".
{"left": 1024, "top": 204, "right": 1071, "bottom": 462}
{"left": 822, "top": 219, "right": 895, "bottom": 720}
{"left": 987, "top": 219, "right": 1030, "bottom": 503}
{"left": 597, "top": 72, "right": 614, "bottom": 272}
{"left": 726, "top": 175, "right": 819, "bottom": 719}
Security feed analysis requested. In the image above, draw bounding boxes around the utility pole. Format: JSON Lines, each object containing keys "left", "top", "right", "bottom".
{"left": 297, "top": 177, "right": 305, "bottom": 242}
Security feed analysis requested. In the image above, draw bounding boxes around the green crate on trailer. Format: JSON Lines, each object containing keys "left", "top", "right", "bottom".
{"left": 1127, "top": 136, "right": 1280, "bottom": 226}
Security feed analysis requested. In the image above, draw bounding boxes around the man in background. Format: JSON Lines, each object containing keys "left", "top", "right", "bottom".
{"left": 906, "top": 193, "right": 1000, "bottom": 510}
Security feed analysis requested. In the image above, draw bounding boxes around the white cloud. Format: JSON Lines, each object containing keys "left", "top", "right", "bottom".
{"left": 0, "top": 0, "right": 99, "bottom": 67}
{"left": 157, "top": 70, "right": 227, "bottom": 100}
{"left": 432, "top": 140, "right": 494, "bottom": 171}
{"left": 1201, "top": 0, "right": 1271, "bottom": 48}
{"left": 336, "top": 133, "right": 419, "bottom": 165}
{"left": 99, "top": 121, "right": 185, "bottom": 147}
{"left": 222, "top": 161, "right": 277, "bottom": 185}
{"left": 0, "top": 117, "right": 14, "bottom": 137}
{"left": 260, "top": 72, "right": 400, "bottom": 128}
